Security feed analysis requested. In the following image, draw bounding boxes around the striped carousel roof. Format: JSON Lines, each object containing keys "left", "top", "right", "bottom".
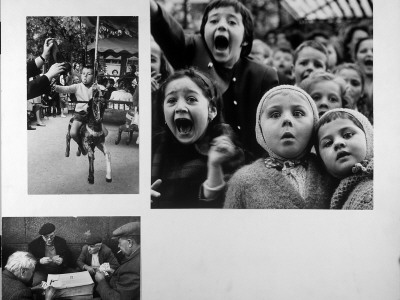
{"left": 280, "top": 0, "right": 373, "bottom": 20}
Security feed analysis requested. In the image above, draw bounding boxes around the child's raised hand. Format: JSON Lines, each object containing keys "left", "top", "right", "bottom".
{"left": 151, "top": 179, "right": 162, "bottom": 203}
{"left": 151, "top": 71, "right": 161, "bottom": 92}
{"left": 208, "top": 136, "right": 236, "bottom": 167}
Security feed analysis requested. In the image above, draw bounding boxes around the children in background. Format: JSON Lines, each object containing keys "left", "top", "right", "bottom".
{"left": 54, "top": 65, "right": 107, "bottom": 154}
{"left": 103, "top": 78, "right": 116, "bottom": 100}
{"left": 271, "top": 47, "right": 295, "bottom": 85}
{"left": 334, "top": 63, "right": 364, "bottom": 110}
{"left": 250, "top": 39, "right": 272, "bottom": 66}
{"left": 293, "top": 40, "right": 328, "bottom": 86}
{"left": 299, "top": 70, "right": 347, "bottom": 117}
{"left": 151, "top": 0, "right": 278, "bottom": 159}
{"left": 152, "top": 69, "right": 244, "bottom": 208}
{"left": 354, "top": 37, "right": 373, "bottom": 124}
{"left": 316, "top": 108, "right": 373, "bottom": 209}
{"left": 109, "top": 78, "right": 134, "bottom": 110}
{"left": 224, "top": 85, "right": 337, "bottom": 209}
{"left": 342, "top": 24, "right": 369, "bottom": 63}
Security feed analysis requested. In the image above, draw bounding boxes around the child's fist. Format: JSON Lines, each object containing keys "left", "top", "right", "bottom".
{"left": 208, "top": 136, "right": 236, "bottom": 166}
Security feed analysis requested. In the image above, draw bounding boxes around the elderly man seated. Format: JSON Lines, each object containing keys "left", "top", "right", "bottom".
{"left": 95, "top": 222, "right": 140, "bottom": 300}
{"left": 77, "top": 235, "right": 120, "bottom": 275}
{"left": 28, "top": 222, "right": 75, "bottom": 286}
{"left": 2, "top": 251, "right": 56, "bottom": 300}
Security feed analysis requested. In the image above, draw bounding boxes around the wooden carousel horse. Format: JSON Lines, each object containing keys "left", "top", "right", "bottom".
{"left": 115, "top": 106, "right": 139, "bottom": 145}
{"left": 65, "top": 90, "right": 112, "bottom": 184}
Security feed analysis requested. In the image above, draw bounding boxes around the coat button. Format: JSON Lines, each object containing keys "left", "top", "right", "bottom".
{"left": 233, "top": 100, "right": 237, "bottom": 105}
{"left": 237, "top": 126, "right": 241, "bottom": 130}
{"left": 232, "top": 77, "right": 236, "bottom": 82}
{"left": 208, "top": 62, "right": 213, "bottom": 68}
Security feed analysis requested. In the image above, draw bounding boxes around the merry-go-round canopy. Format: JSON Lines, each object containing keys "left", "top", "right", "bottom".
{"left": 87, "top": 36, "right": 138, "bottom": 57}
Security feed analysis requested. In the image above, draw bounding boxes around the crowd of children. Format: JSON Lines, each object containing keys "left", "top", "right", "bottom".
{"left": 150, "top": 0, "right": 373, "bottom": 210}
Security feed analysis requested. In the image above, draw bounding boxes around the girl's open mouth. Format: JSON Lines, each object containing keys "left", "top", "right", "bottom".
{"left": 336, "top": 151, "right": 350, "bottom": 160}
{"left": 175, "top": 118, "right": 193, "bottom": 134}
{"left": 214, "top": 36, "right": 229, "bottom": 51}
{"left": 364, "top": 58, "right": 373, "bottom": 66}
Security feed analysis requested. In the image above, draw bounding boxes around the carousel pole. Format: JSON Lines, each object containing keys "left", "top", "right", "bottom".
{"left": 94, "top": 16, "right": 100, "bottom": 83}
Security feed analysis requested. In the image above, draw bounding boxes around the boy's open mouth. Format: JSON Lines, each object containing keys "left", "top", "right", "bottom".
{"left": 214, "top": 35, "right": 229, "bottom": 51}
{"left": 175, "top": 118, "right": 193, "bottom": 134}
{"left": 336, "top": 151, "right": 350, "bottom": 160}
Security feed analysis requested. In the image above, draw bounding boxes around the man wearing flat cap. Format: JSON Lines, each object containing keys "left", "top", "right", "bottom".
{"left": 77, "top": 235, "right": 120, "bottom": 275}
{"left": 95, "top": 222, "right": 141, "bottom": 300}
{"left": 28, "top": 222, "right": 74, "bottom": 286}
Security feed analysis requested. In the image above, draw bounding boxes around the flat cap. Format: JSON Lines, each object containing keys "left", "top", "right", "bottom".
{"left": 87, "top": 235, "right": 102, "bottom": 245}
{"left": 112, "top": 222, "right": 140, "bottom": 239}
{"left": 39, "top": 223, "right": 55, "bottom": 235}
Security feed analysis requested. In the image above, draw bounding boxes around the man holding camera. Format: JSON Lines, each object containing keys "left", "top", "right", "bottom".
{"left": 27, "top": 38, "right": 67, "bottom": 100}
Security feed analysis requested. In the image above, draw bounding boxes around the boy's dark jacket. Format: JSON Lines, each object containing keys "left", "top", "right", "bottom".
{"left": 151, "top": 4, "right": 279, "bottom": 158}
{"left": 28, "top": 236, "right": 73, "bottom": 271}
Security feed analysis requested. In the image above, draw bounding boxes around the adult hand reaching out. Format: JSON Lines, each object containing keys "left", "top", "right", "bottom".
{"left": 94, "top": 271, "right": 106, "bottom": 282}
{"left": 45, "top": 63, "right": 66, "bottom": 81}
{"left": 44, "top": 286, "right": 57, "bottom": 300}
{"left": 84, "top": 265, "right": 96, "bottom": 275}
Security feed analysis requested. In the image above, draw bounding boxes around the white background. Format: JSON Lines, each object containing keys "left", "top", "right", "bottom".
{"left": 2, "top": 0, "right": 400, "bottom": 299}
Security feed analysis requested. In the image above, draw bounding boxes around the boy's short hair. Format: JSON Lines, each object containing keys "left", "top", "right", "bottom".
{"left": 273, "top": 46, "right": 294, "bottom": 58}
{"left": 108, "top": 78, "right": 115, "bottom": 85}
{"left": 333, "top": 62, "right": 364, "bottom": 90}
{"left": 293, "top": 40, "right": 329, "bottom": 64}
{"left": 299, "top": 70, "right": 348, "bottom": 106}
{"left": 307, "top": 30, "right": 329, "bottom": 44}
{"left": 200, "top": 0, "right": 254, "bottom": 57}
{"left": 82, "top": 65, "right": 94, "bottom": 71}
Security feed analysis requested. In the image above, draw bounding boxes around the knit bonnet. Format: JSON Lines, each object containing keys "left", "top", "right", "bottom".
{"left": 255, "top": 85, "right": 319, "bottom": 161}
{"left": 316, "top": 108, "right": 373, "bottom": 161}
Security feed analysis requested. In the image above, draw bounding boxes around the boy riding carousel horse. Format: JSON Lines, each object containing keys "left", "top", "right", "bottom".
{"left": 54, "top": 65, "right": 112, "bottom": 184}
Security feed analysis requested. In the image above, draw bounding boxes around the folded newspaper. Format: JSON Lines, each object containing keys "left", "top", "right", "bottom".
{"left": 46, "top": 271, "right": 94, "bottom": 298}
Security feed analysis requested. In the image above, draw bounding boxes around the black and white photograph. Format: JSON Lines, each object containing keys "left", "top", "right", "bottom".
{"left": 150, "top": 0, "right": 374, "bottom": 209}
{"left": 2, "top": 216, "right": 140, "bottom": 300}
{"left": 26, "top": 16, "right": 139, "bottom": 194}
{"left": 1, "top": 0, "right": 400, "bottom": 299}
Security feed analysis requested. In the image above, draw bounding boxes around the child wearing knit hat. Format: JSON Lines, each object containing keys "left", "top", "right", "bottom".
{"left": 224, "top": 85, "right": 337, "bottom": 209}
{"left": 316, "top": 108, "right": 373, "bottom": 209}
